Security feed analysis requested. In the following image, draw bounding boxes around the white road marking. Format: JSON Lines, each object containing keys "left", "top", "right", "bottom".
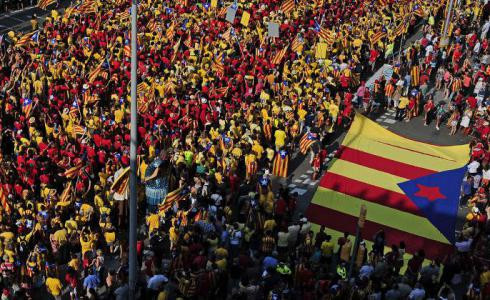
{"left": 306, "top": 170, "right": 313, "bottom": 174}
{"left": 376, "top": 118, "right": 385, "bottom": 122}
{"left": 383, "top": 119, "right": 397, "bottom": 124}
{"left": 309, "top": 181, "right": 318, "bottom": 186}
{"left": 303, "top": 178, "right": 311, "bottom": 184}
{"left": 299, "top": 174, "right": 308, "bottom": 179}
{"left": 288, "top": 184, "right": 297, "bottom": 189}
{"left": 294, "top": 179, "right": 303, "bottom": 183}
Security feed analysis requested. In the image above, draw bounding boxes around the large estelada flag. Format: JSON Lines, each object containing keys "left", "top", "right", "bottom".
{"left": 306, "top": 114, "right": 469, "bottom": 259}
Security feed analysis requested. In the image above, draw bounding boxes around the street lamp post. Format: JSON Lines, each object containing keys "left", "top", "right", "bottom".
{"left": 440, "top": 0, "right": 455, "bottom": 47}
{"left": 129, "top": 0, "right": 138, "bottom": 298}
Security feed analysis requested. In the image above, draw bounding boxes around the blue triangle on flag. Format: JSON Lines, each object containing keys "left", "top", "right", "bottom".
{"left": 398, "top": 166, "right": 467, "bottom": 244}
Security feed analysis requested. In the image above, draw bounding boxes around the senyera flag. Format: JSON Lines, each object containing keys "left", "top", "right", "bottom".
{"left": 306, "top": 114, "right": 469, "bottom": 260}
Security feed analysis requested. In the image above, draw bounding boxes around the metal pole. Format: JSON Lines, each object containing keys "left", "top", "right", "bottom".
{"left": 348, "top": 224, "right": 361, "bottom": 278}
{"left": 441, "top": 0, "right": 455, "bottom": 45}
{"left": 129, "top": 0, "right": 138, "bottom": 298}
{"left": 348, "top": 205, "right": 366, "bottom": 278}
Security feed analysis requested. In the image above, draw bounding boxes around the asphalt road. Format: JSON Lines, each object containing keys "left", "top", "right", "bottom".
{"left": 0, "top": 0, "right": 70, "bottom": 34}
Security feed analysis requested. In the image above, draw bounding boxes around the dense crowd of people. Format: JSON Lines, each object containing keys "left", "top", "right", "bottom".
{"left": 0, "top": 0, "right": 488, "bottom": 299}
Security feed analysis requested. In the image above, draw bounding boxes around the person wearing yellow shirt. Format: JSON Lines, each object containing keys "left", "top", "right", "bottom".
{"left": 252, "top": 140, "right": 264, "bottom": 159}
{"left": 274, "top": 126, "right": 287, "bottom": 151}
{"left": 46, "top": 273, "right": 63, "bottom": 298}
{"left": 114, "top": 105, "right": 125, "bottom": 124}
{"left": 320, "top": 235, "right": 334, "bottom": 264}
{"left": 396, "top": 96, "right": 409, "bottom": 121}
{"left": 80, "top": 232, "right": 94, "bottom": 258}
{"left": 146, "top": 213, "right": 160, "bottom": 235}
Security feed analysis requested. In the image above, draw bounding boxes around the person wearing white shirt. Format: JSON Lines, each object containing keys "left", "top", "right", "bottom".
{"left": 468, "top": 160, "right": 480, "bottom": 174}
{"left": 408, "top": 283, "right": 425, "bottom": 300}
{"left": 455, "top": 236, "right": 473, "bottom": 253}
{"left": 287, "top": 223, "right": 300, "bottom": 248}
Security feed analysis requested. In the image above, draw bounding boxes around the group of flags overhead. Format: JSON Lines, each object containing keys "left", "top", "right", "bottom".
{"left": 37, "top": 0, "right": 56, "bottom": 10}
{"left": 307, "top": 114, "right": 469, "bottom": 259}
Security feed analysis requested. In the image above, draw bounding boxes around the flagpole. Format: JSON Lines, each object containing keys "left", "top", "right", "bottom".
{"left": 441, "top": 0, "right": 454, "bottom": 47}
{"left": 129, "top": 0, "right": 138, "bottom": 298}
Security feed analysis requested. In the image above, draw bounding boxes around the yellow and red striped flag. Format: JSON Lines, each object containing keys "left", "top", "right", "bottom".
{"left": 280, "top": 0, "right": 295, "bottom": 14}
{"left": 64, "top": 6, "right": 76, "bottom": 18}
{"left": 306, "top": 114, "right": 469, "bottom": 260}
{"left": 271, "top": 45, "right": 288, "bottom": 65}
{"left": 159, "top": 187, "right": 188, "bottom": 214}
{"left": 64, "top": 163, "right": 83, "bottom": 179}
{"left": 215, "top": 86, "right": 229, "bottom": 96}
{"left": 166, "top": 22, "right": 175, "bottom": 40}
{"left": 37, "top": 0, "right": 56, "bottom": 10}
{"left": 299, "top": 132, "right": 318, "bottom": 154}
{"left": 370, "top": 30, "right": 387, "bottom": 45}
{"left": 212, "top": 58, "right": 225, "bottom": 76}
{"left": 124, "top": 44, "right": 131, "bottom": 57}
{"left": 217, "top": 6, "right": 228, "bottom": 18}
{"left": 272, "top": 150, "right": 289, "bottom": 178}
{"left": 0, "top": 185, "right": 11, "bottom": 214}
{"left": 222, "top": 27, "right": 232, "bottom": 42}
{"left": 411, "top": 65, "right": 420, "bottom": 86}
{"left": 72, "top": 125, "right": 86, "bottom": 136}
{"left": 15, "top": 31, "right": 36, "bottom": 48}
{"left": 118, "top": 10, "right": 130, "bottom": 21}
{"left": 78, "top": 0, "right": 98, "bottom": 14}
{"left": 394, "top": 22, "right": 408, "bottom": 38}
{"left": 183, "top": 34, "right": 192, "bottom": 48}
{"left": 291, "top": 35, "right": 304, "bottom": 53}
{"left": 88, "top": 61, "right": 104, "bottom": 83}
{"left": 22, "top": 98, "right": 33, "bottom": 117}
{"left": 59, "top": 181, "right": 72, "bottom": 203}
{"left": 318, "top": 27, "right": 335, "bottom": 45}
{"left": 111, "top": 167, "right": 130, "bottom": 195}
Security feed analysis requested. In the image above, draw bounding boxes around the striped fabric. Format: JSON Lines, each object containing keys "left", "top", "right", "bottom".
{"left": 280, "top": 0, "right": 295, "bottom": 14}
{"left": 88, "top": 61, "right": 104, "bottom": 83}
{"left": 291, "top": 35, "right": 304, "bottom": 53}
{"left": 272, "top": 150, "right": 289, "bottom": 178}
{"left": 72, "top": 125, "right": 86, "bottom": 136}
{"left": 111, "top": 167, "right": 130, "bottom": 195}
{"left": 15, "top": 32, "right": 36, "bottom": 48}
{"left": 271, "top": 45, "right": 288, "bottom": 65}
{"left": 222, "top": 27, "right": 232, "bottom": 42}
{"left": 212, "top": 58, "right": 225, "bottom": 76}
{"left": 306, "top": 114, "right": 469, "bottom": 259}
{"left": 0, "top": 185, "right": 11, "bottom": 214}
{"left": 64, "top": 163, "right": 83, "bottom": 179}
{"left": 166, "top": 22, "right": 175, "bottom": 40}
{"left": 318, "top": 27, "right": 335, "bottom": 45}
{"left": 411, "top": 65, "right": 420, "bottom": 86}
{"left": 393, "top": 22, "right": 408, "bottom": 39}
{"left": 217, "top": 6, "right": 228, "bottom": 18}
{"left": 118, "top": 10, "right": 130, "bottom": 21}
{"left": 37, "top": 0, "right": 56, "bottom": 10}
{"left": 59, "top": 182, "right": 72, "bottom": 203}
{"left": 22, "top": 98, "right": 33, "bottom": 117}
{"left": 159, "top": 187, "right": 187, "bottom": 213}
{"left": 299, "top": 132, "right": 317, "bottom": 154}
{"left": 77, "top": 1, "right": 97, "bottom": 14}
{"left": 370, "top": 30, "right": 387, "bottom": 45}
